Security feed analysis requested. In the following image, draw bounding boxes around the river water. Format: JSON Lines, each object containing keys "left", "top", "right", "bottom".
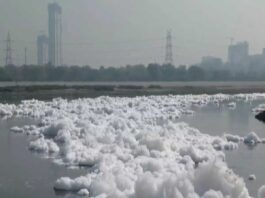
{"left": 181, "top": 100, "right": 265, "bottom": 197}
{"left": 0, "top": 97, "right": 264, "bottom": 197}
{"left": 0, "top": 118, "right": 86, "bottom": 198}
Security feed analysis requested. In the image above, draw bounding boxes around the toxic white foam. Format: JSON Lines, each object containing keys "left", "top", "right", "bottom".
{"left": 2, "top": 94, "right": 265, "bottom": 197}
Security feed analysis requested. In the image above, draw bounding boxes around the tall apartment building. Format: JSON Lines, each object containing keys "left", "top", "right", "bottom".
{"left": 48, "top": 3, "right": 62, "bottom": 66}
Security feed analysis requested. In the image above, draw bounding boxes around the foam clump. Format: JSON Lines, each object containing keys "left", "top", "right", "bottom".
{"left": 224, "top": 134, "right": 243, "bottom": 143}
{"left": 253, "top": 104, "right": 265, "bottom": 114}
{"left": 0, "top": 103, "right": 15, "bottom": 118}
{"left": 2, "top": 94, "right": 265, "bottom": 197}
{"left": 227, "top": 102, "right": 236, "bottom": 109}
{"left": 202, "top": 190, "right": 224, "bottom": 198}
{"left": 244, "top": 132, "right": 261, "bottom": 145}
{"left": 224, "top": 132, "right": 263, "bottom": 147}
{"left": 194, "top": 160, "right": 249, "bottom": 198}
{"left": 29, "top": 135, "right": 59, "bottom": 154}
{"left": 77, "top": 188, "right": 89, "bottom": 196}
{"left": 212, "top": 138, "right": 238, "bottom": 151}
{"left": 54, "top": 176, "right": 91, "bottom": 191}
{"left": 10, "top": 126, "right": 24, "bottom": 133}
{"left": 54, "top": 159, "right": 249, "bottom": 198}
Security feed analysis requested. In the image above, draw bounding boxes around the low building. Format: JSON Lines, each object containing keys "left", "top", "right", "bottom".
{"left": 228, "top": 42, "right": 249, "bottom": 69}
{"left": 200, "top": 56, "right": 223, "bottom": 70}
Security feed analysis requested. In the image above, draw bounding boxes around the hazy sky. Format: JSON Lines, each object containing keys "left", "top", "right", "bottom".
{"left": 1, "top": 0, "right": 265, "bottom": 67}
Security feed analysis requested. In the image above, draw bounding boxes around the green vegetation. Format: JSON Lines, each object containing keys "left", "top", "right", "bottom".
{"left": 1, "top": 63, "right": 265, "bottom": 81}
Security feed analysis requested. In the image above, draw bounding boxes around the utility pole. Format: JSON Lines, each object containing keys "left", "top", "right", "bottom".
{"left": 24, "top": 47, "right": 27, "bottom": 65}
{"left": 165, "top": 30, "right": 173, "bottom": 65}
{"left": 5, "top": 32, "right": 13, "bottom": 66}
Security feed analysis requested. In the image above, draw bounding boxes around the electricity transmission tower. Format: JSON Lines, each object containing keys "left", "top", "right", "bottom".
{"left": 5, "top": 32, "right": 13, "bottom": 66}
{"left": 165, "top": 30, "right": 173, "bottom": 65}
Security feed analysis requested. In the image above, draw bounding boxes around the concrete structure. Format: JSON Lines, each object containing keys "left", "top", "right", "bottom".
{"left": 48, "top": 3, "right": 62, "bottom": 66}
{"left": 228, "top": 41, "right": 249, "bottom": 65}
{"left": 37, "top": 34, "right": 48, "bottom": 65}
{"left": 247, "top": 48, "right": 265, "bottom": 72}
{"left": 201, "top": 56, "right": 223, "bottom": 70}
{"left": 227, "top": 41, "right": 265, "bottom": 72}
{"left": 199, "top": 41, "right": 265, "bottom": 72}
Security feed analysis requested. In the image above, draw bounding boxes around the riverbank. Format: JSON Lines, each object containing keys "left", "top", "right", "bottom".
{"left": 1, "top": 81, "right": 265, "bottom": 102}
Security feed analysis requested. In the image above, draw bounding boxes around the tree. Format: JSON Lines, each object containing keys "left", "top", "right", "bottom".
{"left": 147, "top": 63, "right": 161, "bottom": 81}
{"left": 188, "top": 65, "right": 205, "bottom": 81}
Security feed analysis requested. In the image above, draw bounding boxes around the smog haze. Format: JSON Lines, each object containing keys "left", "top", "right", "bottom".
{"left": 1, "top": 0, "right": 265, "bottom": 67}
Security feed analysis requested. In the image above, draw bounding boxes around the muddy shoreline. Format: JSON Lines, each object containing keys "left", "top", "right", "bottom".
{"left": 0, "top": 82, "right": 265, "bottom": 102}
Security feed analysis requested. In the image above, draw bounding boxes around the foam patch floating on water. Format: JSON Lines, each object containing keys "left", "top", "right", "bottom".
{"left": 244, "top": 132, "right": 261, "bottom": 145}
{"left": 10, "top": 126, "right": 24, "bottom": 133}
{"left": 227, "top": 102, "right": 236, "bottom": 109}
{"left": 3, "top": 94, "right": 265, "bottom": 197}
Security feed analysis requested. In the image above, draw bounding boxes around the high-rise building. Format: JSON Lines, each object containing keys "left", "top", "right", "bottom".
{"left": 37, "top": 34, "right": 48, "bottom": 65}
{"left": 48, "top": 3, "right": 62, "bottom": 66}
{"left": 228, "top": 41, "right": 249, "bottom": 65}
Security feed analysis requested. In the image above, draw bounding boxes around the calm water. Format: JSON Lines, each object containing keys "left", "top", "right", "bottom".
{"left": 0, "top": 99, "right": 265, "bottom": 197}
{"left": 0, "top": 118, "right": 86, "bottom": 198}
{"left": 182, "top": 100, "right": 265, "bottom": 197}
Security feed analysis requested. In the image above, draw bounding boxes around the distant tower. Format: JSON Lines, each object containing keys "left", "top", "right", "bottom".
{"left": 48, "top": 3, "right": 62, "bottom": 66}
{"left": 5, "top": 32, "right": 13, "bottom": 66}
{"left": 37, "top": 34, "right": 49, "bottom": 65}
{"left": 165, "top": 30, "right": 173, "bottom": 65}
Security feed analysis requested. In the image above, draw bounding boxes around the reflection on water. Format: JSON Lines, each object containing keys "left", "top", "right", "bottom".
{"left": 0, "top": 118, "right": 86, "bottom": 198}
{"left": 182, "top": 100, "right": 265, "bottom": 197}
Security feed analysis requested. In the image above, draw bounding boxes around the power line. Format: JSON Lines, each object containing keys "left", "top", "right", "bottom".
{"left": 0, "top": 36, "right": 229, "bottom": 51}
{"left": 0, "top": 33, "right": 233, "bottom": 66}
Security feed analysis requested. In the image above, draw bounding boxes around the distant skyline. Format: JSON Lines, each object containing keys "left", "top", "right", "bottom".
{"left": 1, "top": 0, "right": 265, "bottom": 67}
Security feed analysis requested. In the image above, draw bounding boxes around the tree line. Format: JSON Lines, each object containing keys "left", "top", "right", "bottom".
{"left": 0, "top": 63, "right": 265, "bottom": 81}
